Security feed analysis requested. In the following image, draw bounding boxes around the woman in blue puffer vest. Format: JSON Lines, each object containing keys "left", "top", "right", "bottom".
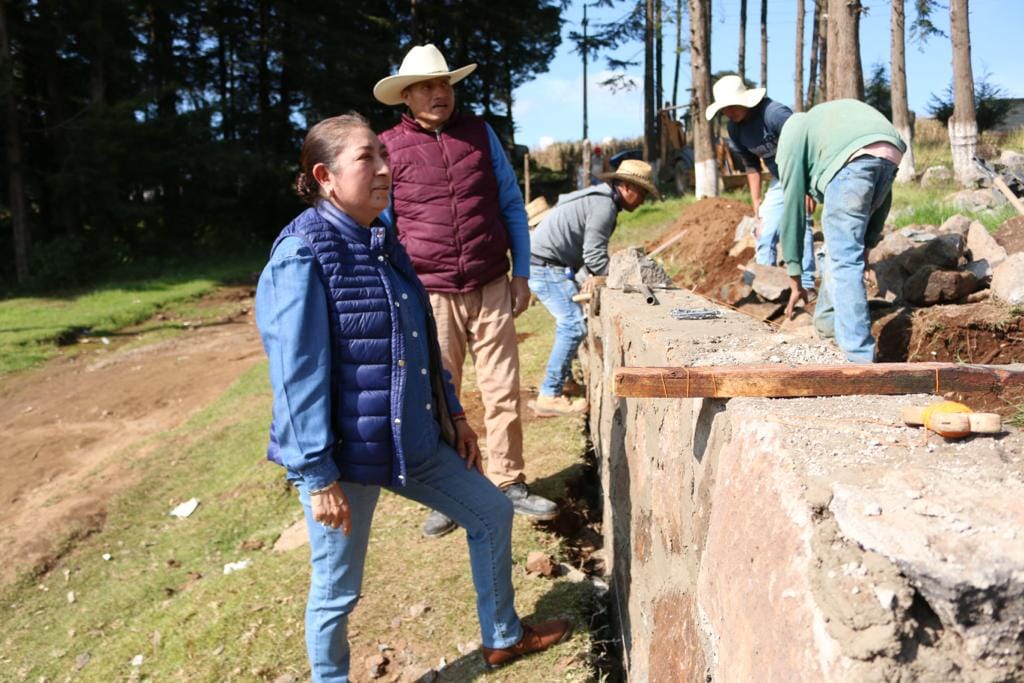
{"left": 254, "top": 113, "right": 570, "bottom": 681}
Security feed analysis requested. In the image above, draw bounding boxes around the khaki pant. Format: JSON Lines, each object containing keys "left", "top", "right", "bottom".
{"left": 428, "top": 275, "right": 524, "bottom": 489}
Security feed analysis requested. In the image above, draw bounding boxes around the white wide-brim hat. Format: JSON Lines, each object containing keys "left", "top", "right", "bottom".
{"left": 373, "top": 44, "right": 477, "bottom": 106}
{"left": 597, "top": 159, "right": 661, "bottom": 200}
{"left": 704, "top": 74, "right": 767, "bottom": 120}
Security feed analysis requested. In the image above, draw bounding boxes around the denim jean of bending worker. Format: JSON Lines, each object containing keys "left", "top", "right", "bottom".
{"left": 756, "top": 180, "right": 817, "bottom": 289}
{"left": 813, "top": 156, "right": 898, "bottom": 364}
{"left": 528, "top": 263, "right": 588, "bottom": 397}
{"left": 297, "top": 441, "right": 520, "bottom": 681}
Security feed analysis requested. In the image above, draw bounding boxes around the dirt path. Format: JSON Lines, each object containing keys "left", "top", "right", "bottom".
{"left": 0, "top": 287, "right": 264, "bottom": 585}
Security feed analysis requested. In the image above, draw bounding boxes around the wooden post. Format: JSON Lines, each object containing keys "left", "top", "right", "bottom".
{"left": 524, "top": 152, "right": 531, "bottom": 204}
{"left": 614, "top": 362, "right": 1024, "bottom": 399}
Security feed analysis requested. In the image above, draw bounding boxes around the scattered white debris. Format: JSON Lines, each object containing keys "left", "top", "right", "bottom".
{"left": 131, "top": 654, "right": 144, "bottom": 667}
{"left": 63, "top": 568, "right": 70, "bottom": 582}
{"left": 169, "top": 498, "right": 200, "bottom": 518}
{"left": 101, "top": 337, "right": 110, "bottom": 345}
{"left": 223, "top": 559, "right": 252, "bottom": 575}
{"left": 102, "top": 553, "right": 112, "bottom": 561}
{"left": 874, "top": 587, "right": 897, "bottom": 610}
{"left": 67, "top": 591, "right": 76, "bottom": 604}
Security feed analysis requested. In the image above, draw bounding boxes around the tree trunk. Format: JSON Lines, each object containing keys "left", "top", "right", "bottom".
{"left": 689, "top": 0, "right": 717, "bottom": 197}
{"left": 672, "top": 0, "right": 682, "bottom": 108}
{"left": 0, "top": 3, "right": 30, "bottom": 284}
{"left": 794, "top": 0, "right": 804, "bottom": 111}
{"left": 257, "top": 0, "right": 271, "bottom": 152}
{"left": 760, "top": 0, "right": 767, "bottom": 87}
{"left": 890, "top": 0, "right": 916, "bottom": 182}
{"left": 738, "top": 0, "right": 746, "bottom": 77}
{"left": 949, "top": 0, "right": 977, "bottom": 186}
{"left": 826, "top": 0, "right": 864, "bottom": 100}
{"left": 643, "top": 0, "right": 657, "bottom": 162}
{"left": 656, "top": 0, "right": 663, "bottom": 117}
{"left": 806, "top": 0, "right": 823, "bottom": 108}
{"left": 817, "top": 0, "right": 828, "bottom": 102}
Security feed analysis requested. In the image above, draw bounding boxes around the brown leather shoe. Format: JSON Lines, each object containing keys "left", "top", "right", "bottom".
{"left": 480, "top": 619, "right": 573, "bottom": 669}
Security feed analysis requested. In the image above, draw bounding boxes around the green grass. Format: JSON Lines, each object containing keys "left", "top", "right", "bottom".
{"left": 611, "top": 195, "right": 697, "bottom": 250}
{"left": 0, "top": 255, "right": 262, "bottom": 374}
{"left": 889, "top": 182, "right": 1018, "bottom": 232}
{"left": 0, "top": 291, "right": 595, "bottom": 681}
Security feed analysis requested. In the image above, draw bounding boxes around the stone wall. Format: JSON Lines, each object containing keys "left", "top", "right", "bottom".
{"left": 585, "top": 286, "right": 1024, "bottom": 682}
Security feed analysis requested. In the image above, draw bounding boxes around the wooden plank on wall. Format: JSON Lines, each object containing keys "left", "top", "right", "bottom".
{"left": 614, "top": 363, "right": 1024, "bottom": 398}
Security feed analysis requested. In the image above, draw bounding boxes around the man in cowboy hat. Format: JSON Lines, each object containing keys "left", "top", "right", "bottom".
{"left": 374, "top": 44, "right": 558, "bottom": 538}
{"left": 705, "top": 75, "right": 817, "bottom": 291}
{"left": 528, "top": 159, "right": 659, "bottom": 416}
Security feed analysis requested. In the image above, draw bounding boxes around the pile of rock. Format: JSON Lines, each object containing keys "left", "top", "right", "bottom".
{"left": 922, "top": 150, "right": 1024, "bottom": 213}
{"left": 868, "top": 213, "right": 1024, "bottom": 306}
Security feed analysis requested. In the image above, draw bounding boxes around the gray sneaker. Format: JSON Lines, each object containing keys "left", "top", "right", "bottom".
{"left": 504, "top": 483, "right": 558, "bottom": 521}
{"left": 422, "top": 509, "right": 458, "bottom": 538}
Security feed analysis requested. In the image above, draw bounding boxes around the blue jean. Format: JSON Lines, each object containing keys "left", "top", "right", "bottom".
{"left": 756, "top": 180, "right": 817, "bottom": 289}
{"left": 813, "top": 156, "right": 897, "bottom": 363}
{"left": 528, "top": 264, "right": 588, "bottom": 397}
{"left": 298, "top": 439, "right": 521, "bottom": 682}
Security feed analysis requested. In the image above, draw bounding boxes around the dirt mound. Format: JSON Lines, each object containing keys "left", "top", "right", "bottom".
{"left": 647, "top": 197, "right": 753, "bottom": 299}
{"left": 995, "top": 215, "right": 1024, "bottom": 255}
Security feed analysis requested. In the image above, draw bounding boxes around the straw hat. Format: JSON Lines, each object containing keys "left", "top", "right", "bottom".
{"left": 373, "top": 44, "right": 477, "bottom": 106}
{"left": 704, "top": 75, "right": 767, "bottom": 120}
{"left": 597, "top": 159, "right": 661, "bottom": 200}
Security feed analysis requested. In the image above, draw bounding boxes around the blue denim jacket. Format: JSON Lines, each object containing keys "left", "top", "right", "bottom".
{"left": 255, "top": 203, "right": 461, "bottom": 489}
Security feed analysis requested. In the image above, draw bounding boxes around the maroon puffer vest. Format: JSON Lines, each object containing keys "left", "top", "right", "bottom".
{"left": 380, "top": 112, "right": 510, "bottom": 293}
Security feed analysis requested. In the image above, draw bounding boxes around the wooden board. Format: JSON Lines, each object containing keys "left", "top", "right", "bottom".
{"left": 614, "top": 362, "right": 1024, "bottom": 398}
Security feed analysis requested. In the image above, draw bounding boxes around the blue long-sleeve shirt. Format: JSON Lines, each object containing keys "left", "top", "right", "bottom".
{"left": 382, "top": 121, "right": 530, "bottom": 278}
{"left": 255, "top": 206, "right": 449, "bottom": 489}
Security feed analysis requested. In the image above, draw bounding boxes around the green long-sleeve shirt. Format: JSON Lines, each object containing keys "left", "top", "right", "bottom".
{"left": 776, "top": 99, "right": 906, "bottom": 277}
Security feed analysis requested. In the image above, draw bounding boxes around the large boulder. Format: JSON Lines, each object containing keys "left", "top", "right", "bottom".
{"left": 900, "top": 230, "right": 965, "bottom": 273}
{"left": 998, "top": 149, "right": 1024, "bottom": 173}
{"left": 965, "top": 220, "right": 1008, "bottom": 281}
{"left": 991, "top": 253, "right": 1024, "bottom": 305}
{"left": 946, "top": 188, "right": 1006, "bottom": 213}
{"left": 903, "top": 265, "right": 980, "bottom": 305}
{"left": 920, "top": 165, "right": 953, "bottom": 188}
{"left": 995, "top": 216, "right": 1024, "bottom": 255}
{"left": 938, "top": 214, "right": 972, "bottom": 240}
{"left": 741, "top": 263, "right": 791, "bottom": 302}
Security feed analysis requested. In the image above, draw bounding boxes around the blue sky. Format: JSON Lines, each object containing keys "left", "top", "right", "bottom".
{"left": 512, "top": 0, "right": 1024, "bottom": 149}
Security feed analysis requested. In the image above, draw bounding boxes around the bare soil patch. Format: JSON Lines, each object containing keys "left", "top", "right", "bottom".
{"left": 0, "top": 286, "right": 264, "bottom": 585}
{"left": 647, "top": 197, "right": 754, "bottom": 298}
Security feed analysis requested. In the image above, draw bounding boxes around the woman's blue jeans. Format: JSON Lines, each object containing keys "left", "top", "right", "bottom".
{"left": 297, "top": 439, "right": 521, "bottom": 682}
{"left": 756, "top": 180, "right": 817, "bottom": 289}
{"left": 528, "top": 264, "right": 588, "bottom": 397}
{"left": 814, "top": 156, "right": 897, "bottom": 363}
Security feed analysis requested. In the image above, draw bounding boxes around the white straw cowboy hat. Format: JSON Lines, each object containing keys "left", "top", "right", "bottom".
{"left": 704, "top": 75, "right": 767, "bottom": 120}
{"left": 373, "top": 44, "right": 477, "bottom": 106}
{"left": 598, "top": 159, "right": 661, "bottom": 200}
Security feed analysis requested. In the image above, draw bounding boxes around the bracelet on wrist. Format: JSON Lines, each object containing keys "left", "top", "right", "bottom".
{"left": 309, "top": 482, "right": 336, "bottom": 496}
{"left": 452, "top": 414, "right": 468, "bottom": 423}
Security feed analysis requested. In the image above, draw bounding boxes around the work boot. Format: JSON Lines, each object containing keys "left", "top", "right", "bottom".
{"left": 422, "top": 509, "right": 458, "bottom": 538}
{"left": 503, "top": 483, "right": 559, "bottom": 520}
{"left": 481, "top": 619, "right": 573, "bottom": 669}
{"left": 532, "top": 394, "right": 587, "bottom": 417}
